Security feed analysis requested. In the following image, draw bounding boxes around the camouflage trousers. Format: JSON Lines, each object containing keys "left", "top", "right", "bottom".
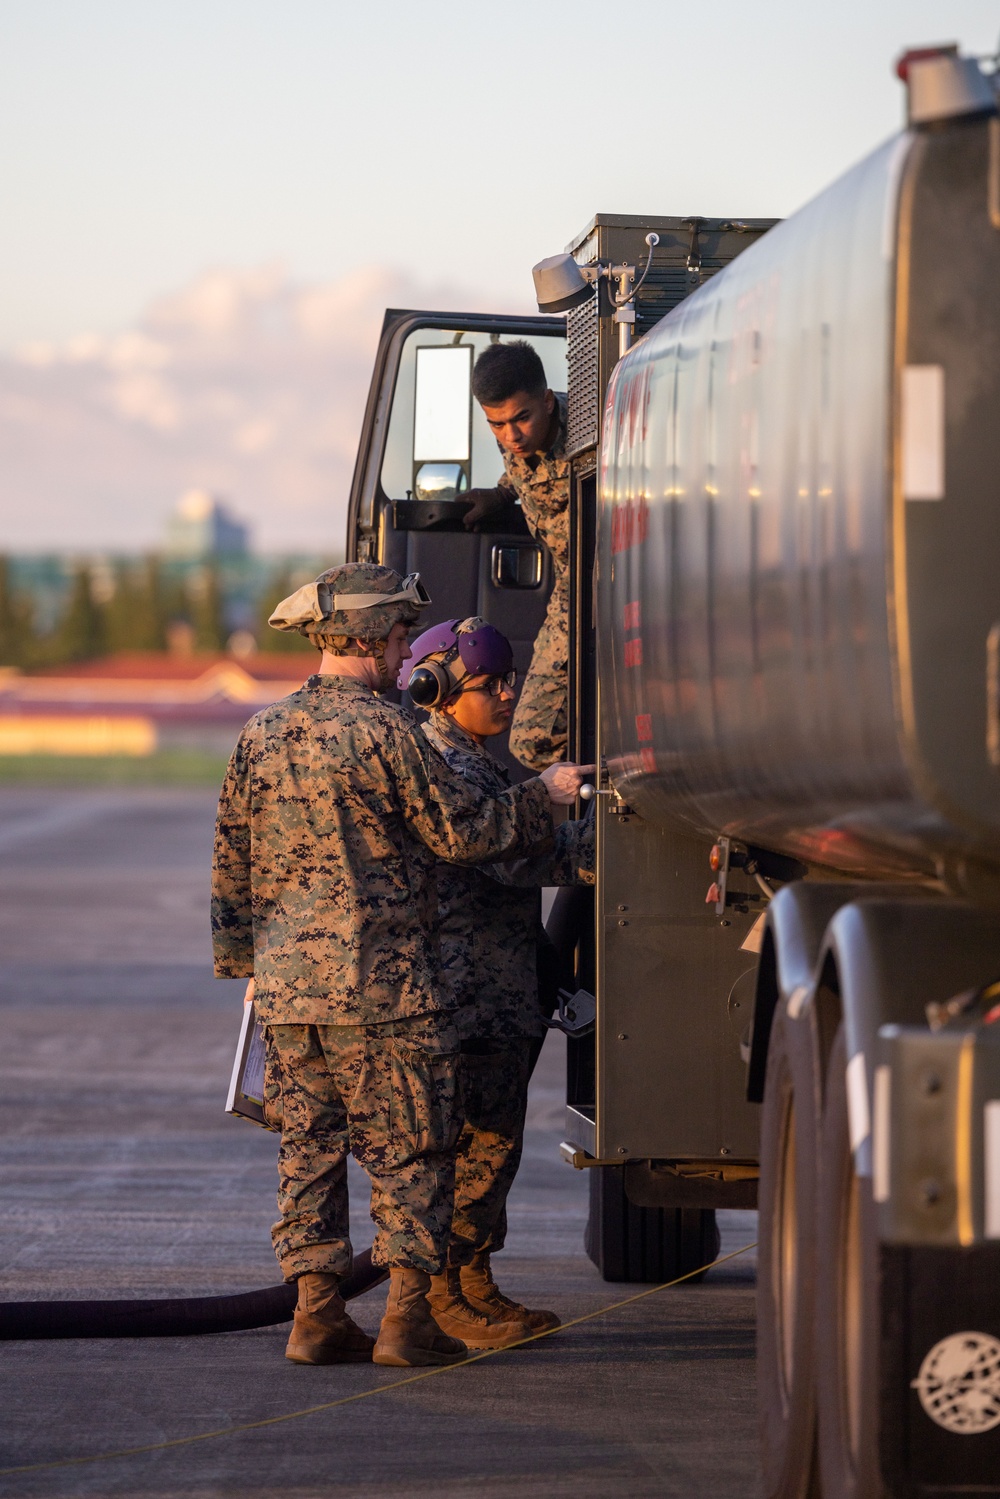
{"left": 262, "top": 1015, "right": 461, "bottom": 1280}
{"left": 509, "top": 596, "right": 568, "bottom": 773}
{"left": 449, "top": 1038, "right": 533, "bottom": 1264}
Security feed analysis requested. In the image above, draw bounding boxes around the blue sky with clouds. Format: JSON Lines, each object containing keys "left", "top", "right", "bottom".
{"left": 0, "top": 0, "right": 997, "bottom": 549}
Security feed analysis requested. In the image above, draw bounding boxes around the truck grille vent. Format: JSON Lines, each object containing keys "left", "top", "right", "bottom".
{"left": 566, "top": 295, "right": 599, "bottom": 458}
{"left": 635, "top": 263, "right": 725, "bottom": 337}
{"left": 567, "top": 262, "right": 726, "bottom": 459}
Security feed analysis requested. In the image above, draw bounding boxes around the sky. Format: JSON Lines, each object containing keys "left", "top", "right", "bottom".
{"left": 1, "top": 0, "right": 997, "bottom": 552}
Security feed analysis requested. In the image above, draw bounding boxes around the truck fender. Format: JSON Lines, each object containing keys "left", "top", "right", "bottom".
{"left": 747, "top": 881, "right": 878, "bottom": 1103}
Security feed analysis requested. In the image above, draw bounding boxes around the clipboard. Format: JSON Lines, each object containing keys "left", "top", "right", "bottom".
{"left": 225, "top": 999, "right": 277, "bottom": 1131}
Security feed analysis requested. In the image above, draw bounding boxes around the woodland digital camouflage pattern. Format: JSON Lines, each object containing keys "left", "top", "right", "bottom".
{"left": 496, "top": 394, "right": 570, "bottom": 771}
{"left": 421, "top": 712, "right": 594, "bottom": 1259}
{"left": 421, "top": 713, "right": 593, "bottom": 1041}
{"left": 213, "top": 672, "right": 554, "bottom": 1276}
{"left": 262, "top": 1015, "right": 461, "bottom": 1276}
{"left": 211, "top": 675, "right": 554, "bottom": 1025}
{"left": 507, "top": 625, "right": 568, "bottom": 772}
{"left": 451, "top": 1039, "right": 533, "bottom": 1261}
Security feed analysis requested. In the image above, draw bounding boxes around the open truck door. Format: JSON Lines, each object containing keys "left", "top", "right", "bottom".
{"left": 346, "top": 308, "right": 566, "bottom": 780}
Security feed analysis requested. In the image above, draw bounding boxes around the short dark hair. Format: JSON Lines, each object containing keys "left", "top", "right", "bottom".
{"left": 471, "top": 340, "right": 547, "bottom": 406}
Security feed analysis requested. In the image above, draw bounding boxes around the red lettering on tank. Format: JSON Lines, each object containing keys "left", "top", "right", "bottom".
{"left": 623, "top": 638, "right": 643, "bottom": 668}
{"left": 614, "top": 365, "right": 651, "bottom": 464}
{"left": 611, "top": 498, "right": 649, "bottom": 555}
{"left": 623, "top": 601, "right": 641, "bottom": 631}
{"left": 602, "top": 361, "right": 652, "bottom": 500}
{"left": 635, "top": 713, "right": 652, "bottom": 741}
{"left": 727, "top": 272, "right": 781, "bottom": 386}
{"left": 599, "top": 363, "right": 623, "bottom": 494}
{"left": 624, "top": 363, "right": 652, "bottom": 448}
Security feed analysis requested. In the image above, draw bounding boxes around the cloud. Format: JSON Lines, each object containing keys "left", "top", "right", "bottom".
{"left": 0, "top": 262, "right": 515, "bottom": 552}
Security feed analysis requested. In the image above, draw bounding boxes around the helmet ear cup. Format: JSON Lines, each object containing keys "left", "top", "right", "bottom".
{"left": 406, "top": 662, "right": 452, "bottom": 708}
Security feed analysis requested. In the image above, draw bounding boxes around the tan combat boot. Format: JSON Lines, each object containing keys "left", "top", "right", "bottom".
{"left": 427, "top": 1265, "right": 533, "bottom": 1349}
{"left": 460, "top": 1251, "right": 560, "bottom": 1334}
{"left": 285, "top": 1272, "right": 375, "bottom": 1365}
{"left": 373, "top": 1266, "right": 468, "bottom": 1367}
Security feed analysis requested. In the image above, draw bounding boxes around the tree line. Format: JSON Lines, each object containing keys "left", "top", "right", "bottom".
{"left": 0, "top": 556, "right": 313, "bottom": 669}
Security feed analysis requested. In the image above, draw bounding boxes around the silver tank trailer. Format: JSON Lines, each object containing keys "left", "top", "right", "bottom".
{"left": 599, "top": 112, "right": 1000, "bottom": 886}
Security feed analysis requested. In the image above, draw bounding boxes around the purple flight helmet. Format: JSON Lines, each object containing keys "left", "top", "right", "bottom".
{"left": 399, "top": 616, "right": 514, "bottom": 708}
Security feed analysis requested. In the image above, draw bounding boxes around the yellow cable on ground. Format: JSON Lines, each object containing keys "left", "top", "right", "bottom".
{"left": 0, "top": 1241, "right": 756, "bottom": 1478}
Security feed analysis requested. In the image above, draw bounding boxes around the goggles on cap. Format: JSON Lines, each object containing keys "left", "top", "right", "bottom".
{"left": 329, "top": 572, "right": 431, "bottom": 611}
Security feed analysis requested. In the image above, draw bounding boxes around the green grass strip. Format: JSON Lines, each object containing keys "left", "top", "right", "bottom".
{"left": 0, "top": 749, "right": 231, "bottom": 787}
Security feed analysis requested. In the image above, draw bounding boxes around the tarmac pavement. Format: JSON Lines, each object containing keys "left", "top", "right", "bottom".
{"left": 0, "top": 786, "right": 760, "bottom": 1498}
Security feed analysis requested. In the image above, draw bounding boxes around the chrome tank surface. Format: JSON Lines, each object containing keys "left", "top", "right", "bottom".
{"left": 599, "top": 119, "right": 1000, "bottom": 881}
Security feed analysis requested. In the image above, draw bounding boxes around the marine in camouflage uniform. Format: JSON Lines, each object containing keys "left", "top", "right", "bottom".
{"left": 399, "top": 613, "right": 592, "bottom": 1338}
{"left": 494, "top": 391, "right": 569, "bottom": 772}
{"left": 465, "top": 368, "right": 570, "bottom": 772}
{"left": 212, "top": 567, "right": 559, "bottom": 1369}
{"left": 422, "top": 709, "right": 593, "bottom": 1268}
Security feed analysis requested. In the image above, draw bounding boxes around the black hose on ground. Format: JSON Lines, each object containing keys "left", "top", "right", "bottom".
{"left": 0, "top": 1248, "right": 389, "bottom": 1340}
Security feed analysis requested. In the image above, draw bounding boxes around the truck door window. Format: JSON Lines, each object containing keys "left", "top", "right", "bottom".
{"left": 412, "top": 345, "right": 473, "bottom": 500}
{"left": 380, "top": 328, "right": 567, "bottom": 502}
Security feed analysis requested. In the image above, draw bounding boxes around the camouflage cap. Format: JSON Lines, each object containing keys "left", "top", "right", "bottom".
{"left": 269, "top": 563, "right": 431, "bottom": 644}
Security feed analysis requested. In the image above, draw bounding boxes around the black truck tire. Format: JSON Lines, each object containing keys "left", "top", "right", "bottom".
{"left": 584, "top": 1165, "right": 719, "bottom": 1283}
{"left": 814, "top": 1023, "right": 880, "bottom": 1499}
{"left": 757, "top": 997, "right": 823, "bottom": 1498}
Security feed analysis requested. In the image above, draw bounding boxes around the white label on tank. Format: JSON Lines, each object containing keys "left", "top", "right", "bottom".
{"left": 985, "top": 1100, "right": 1000, "bottom": 1238}
{"left": 847, "top": 1051, "right": 871, "bottom": 1153}
{"left": 873, "top": 1064, "right": 891, "bottom": 1203}
{"left": 901, "top": 365, "right": 945, "bottom": 500}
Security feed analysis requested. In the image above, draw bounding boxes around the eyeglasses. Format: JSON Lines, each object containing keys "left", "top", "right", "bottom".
{"left": 453, "top": 670, "right": 518, "bottom": 699}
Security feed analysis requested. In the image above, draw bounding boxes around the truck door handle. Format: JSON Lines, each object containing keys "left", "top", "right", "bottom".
{"left": 491, "top": 543, "right": 543, "bottom": 588}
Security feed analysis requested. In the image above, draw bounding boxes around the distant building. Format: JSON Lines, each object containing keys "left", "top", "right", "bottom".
{"left": 165, "top": 490, "right": 249, "bottom": 560}
{"left": 0, "top": 652, "right": 310, "bottom": 757}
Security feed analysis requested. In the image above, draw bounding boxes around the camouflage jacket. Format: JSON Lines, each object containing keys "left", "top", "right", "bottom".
{"left": 212, "top": 676, "right": 554, "bottom": 1026}
{"left": 421, "top": 714, "right": 594, "bottom": 1039}
{"left": 497, "top": 392, "right": 569, "bottom": 607}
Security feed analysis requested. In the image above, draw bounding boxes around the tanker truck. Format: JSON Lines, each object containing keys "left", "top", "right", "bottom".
{"left": 346, "top": 44, "right": 1000, "bottom": 1498}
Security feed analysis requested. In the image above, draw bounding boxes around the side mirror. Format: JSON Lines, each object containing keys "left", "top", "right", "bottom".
{"left": 413, "top": 462, "right": 468, "bottom": 502}
{"left": 412, "top": 345, "right": 472, "bottom": 499}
